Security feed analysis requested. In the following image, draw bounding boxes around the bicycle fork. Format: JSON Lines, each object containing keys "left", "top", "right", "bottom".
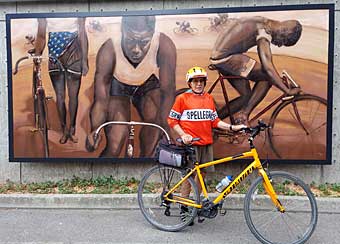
{"left": 258, "top": 168, "right": 285, "bottom": 213}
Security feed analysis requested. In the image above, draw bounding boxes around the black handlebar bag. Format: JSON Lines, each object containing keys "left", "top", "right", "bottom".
{"left": 156, "top": 143, "right": 187, "bottom": 168}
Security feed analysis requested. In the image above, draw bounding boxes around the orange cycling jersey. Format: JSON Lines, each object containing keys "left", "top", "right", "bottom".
{"left": 168, "top": 90, "right": 220, "bottom": 146}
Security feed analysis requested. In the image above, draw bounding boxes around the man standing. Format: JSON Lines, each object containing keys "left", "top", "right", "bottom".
{"left": 168, "top": 66, "right": 246, "bottom": 224}
{"left": 34, "top": 17, "right": 89, "bottom": 144}
{"left": 86, "top": 16, "right": 176, "bottom": 157}
{"left": 210, "top": 17, "right": 302, "bottom": 124}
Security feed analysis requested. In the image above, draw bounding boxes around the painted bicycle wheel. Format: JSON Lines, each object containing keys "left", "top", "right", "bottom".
{"left": 37, "top": 89, "right": 49, "bottom": 157}
{"left": 268, "top": 94, "right": 327, "bottom": 159}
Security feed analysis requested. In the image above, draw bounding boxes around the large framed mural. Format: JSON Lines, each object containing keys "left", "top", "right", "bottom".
{"left": 6, "top": 4, "right": 334, "bottom": 163}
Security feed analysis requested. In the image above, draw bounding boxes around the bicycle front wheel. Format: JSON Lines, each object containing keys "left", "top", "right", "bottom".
{"left": 268, "top": 94, "right": 327, "bottom": 159}
{"left": 37, "top": 93, "right": 49, "bottom": 157}
{"left": 138, "top": 165, "right": 199, "bottom": 232}
{"left": 244, "top": 171, "right": 318, "bottom": 244}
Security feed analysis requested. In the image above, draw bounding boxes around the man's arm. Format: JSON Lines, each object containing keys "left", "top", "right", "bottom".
{"left": 157, "top": 33, "right": 177, "bottom": 131}
{"left": 77, "top": 17, "right": 89, "bottom": 76}
{"left": 86, "top": 40, "right": 115, "bottom": 151}
{"left": 90, "top": 39, "right": 114, "bottom": 131}
{"left": 217, "top": 121, "right": 246, "bottom": 131}
{"left": 257, "top": 39, "right": 298, "bottom": 95}
{"left": 34, "top": 18, "right": 47, "bottom": 55}
{"left": 172, "top": 124, "right": 192, "bottom": 145}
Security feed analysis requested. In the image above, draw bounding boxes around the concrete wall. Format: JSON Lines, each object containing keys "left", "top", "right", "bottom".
{"left": 0, "top": 0, "right": 339, "bottom": 184}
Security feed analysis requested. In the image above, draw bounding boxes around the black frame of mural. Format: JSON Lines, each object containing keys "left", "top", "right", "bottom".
{"left": 6, "top": 3, "right": 334, "bottom": 164}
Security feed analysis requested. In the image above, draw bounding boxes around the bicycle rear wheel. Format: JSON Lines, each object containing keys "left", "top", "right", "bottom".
{"left": 268, "top": 94, "right": 327, "bottom": 159}
{"left": 244, "top": 171, "right": 318, "bottom": 244}
{"left": 37, "top": 92, "right": 49, "bottom": 157}
{"left": 138, "top": 165, "right": 199, "bottom": 232}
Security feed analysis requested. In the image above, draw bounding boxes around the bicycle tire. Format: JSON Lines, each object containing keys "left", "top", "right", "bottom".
{"left": 244, "top": 171, "right": 318, "bottom": 244}
{"left": 32, "top": 68, "right": 38, "bottom": 126}
{"left": 37, "top": 92, "right": 49, "bottom": 157}
{"left": 268, "top": 94, "right": 327, "bottom": 159}
{"left": 138, "top": 165, "right": 199, "bottom": 232}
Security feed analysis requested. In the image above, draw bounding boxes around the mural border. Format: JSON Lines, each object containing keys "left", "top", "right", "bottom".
{"left": 6, "top": 3, "right": 334, "bottom": 164}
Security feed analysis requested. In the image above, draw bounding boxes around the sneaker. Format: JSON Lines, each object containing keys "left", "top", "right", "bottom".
{"left": 180, "top": 205, "right": 194, "bottom": 226}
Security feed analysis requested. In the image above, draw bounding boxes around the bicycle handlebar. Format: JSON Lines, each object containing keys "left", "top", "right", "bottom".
{"left": 175, "top": 137, "right": 200, "bottom": 145}
{"left": 13, "top": 53, "right": 64, "bottom": 75}
{"left": 282, "top": 70, "right": 299, "bottom": 88}
{"left": 13, "top": 56, "right": 29, "bottom": 75}
{"left": 94, "top": 121, "right": 172, "bottom": 144}
{"left": 240, "top": 120, "right": 270, "bottom": 146}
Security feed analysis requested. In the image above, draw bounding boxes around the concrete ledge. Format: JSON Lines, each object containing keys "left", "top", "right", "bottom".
{"left": 0, "top": 194, "right": 339, "bottom": 213}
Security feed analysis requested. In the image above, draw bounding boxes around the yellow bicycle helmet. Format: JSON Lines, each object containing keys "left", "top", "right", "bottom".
{"left": 186, "top": 66, "right": 208, "bottom": 82}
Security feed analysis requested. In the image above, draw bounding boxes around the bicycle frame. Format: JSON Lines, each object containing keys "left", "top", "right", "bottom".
{"left": 33, "top": 57, "right": 45, "bottom": 126}
{"left": 13, "top": 54, "right": 56, "bottom": 158}
{"left": 207, "top": 71, "right": 297, "bottom": 124}
{"left": 163, "top": 147, "right": 285, "bottom": 213}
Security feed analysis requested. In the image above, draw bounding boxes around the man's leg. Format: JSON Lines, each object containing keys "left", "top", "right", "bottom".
{"left": 134, "top": 88, "right": 161, "bottom": 157}
{"left": 217, "top": 77, "right": 251, "bottom": 120}
{"left": 100, "top": 96, "right": 131, "bottom": 157}
{"left": 49, "top": 70, "right": 67, "bottom": 144}
{"left": 244, "top": 63, "right": 272, "bottom": 117}
{"left": 66, "top": 72, "right": 81, "bottom": 143}
{"left": 213, "top": 55, "right": 253, "bottom": 121}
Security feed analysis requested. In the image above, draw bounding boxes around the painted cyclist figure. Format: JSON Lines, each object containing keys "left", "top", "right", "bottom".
{"left": 210, "top": 17, "right": 302, "bottom": 124}
{"left": 176, "top": 20, "right": 191, "bottom": 33}
{"left": 168, "top": 66, "right": 246, "bottom": 225}
{"left": 86, "top": 16, "right": 176, "bottom": 157}
{"left": 34, "top": 17, "right": 89, "bottom": 144}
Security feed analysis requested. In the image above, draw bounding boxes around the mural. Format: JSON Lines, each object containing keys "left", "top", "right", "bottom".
{"left": 7, "top": 4, "right": 333, "bottom": 163}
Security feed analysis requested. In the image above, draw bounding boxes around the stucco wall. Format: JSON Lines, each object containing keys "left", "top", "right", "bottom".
{"left": 0, "top": 0, "right": 339, "bottom": 184}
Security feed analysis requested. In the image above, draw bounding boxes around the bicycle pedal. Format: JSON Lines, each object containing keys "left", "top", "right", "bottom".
{"left": 29, "top": 128, "right": 39, "bottom": 133}
{"left": 197, "top": 216, "right": 205, "bottom": 223}
{"left": 219, "top": 209, "right": 227, "bottom": 216}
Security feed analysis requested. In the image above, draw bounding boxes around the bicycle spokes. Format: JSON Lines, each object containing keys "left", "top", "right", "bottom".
{"left": 138, "top": 166, "right": 199, "bottom": 232}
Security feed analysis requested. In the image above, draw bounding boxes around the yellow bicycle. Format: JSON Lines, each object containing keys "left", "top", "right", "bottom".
{"left": 138, "top": 121, "right": 318, "bottom": 244}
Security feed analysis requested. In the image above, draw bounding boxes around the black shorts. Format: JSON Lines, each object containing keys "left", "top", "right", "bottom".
{"left": 110, "top": 74, "right": 160, "bottom": 109}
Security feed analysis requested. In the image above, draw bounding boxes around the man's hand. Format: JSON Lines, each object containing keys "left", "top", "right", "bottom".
{"left": 180, "top": 133, "right": 193, "bottom": 145}
{"left": 82, "top": 63, "right": 89, "bottom": 76}
{"left": 231, "top": 124, "right": 248, "bottom": 131}
{"left": 286, "top": 87, "right": 301, "bottom": 96}
{"left": 85, "top": 131, "right": 101, "bottom": 152}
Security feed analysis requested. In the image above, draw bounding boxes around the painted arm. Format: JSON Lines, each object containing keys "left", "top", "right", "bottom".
{"left": 257, "top": 39, "right": 299, "bottom": 95}
{"left": 77, "top": 17, "right": 89, "bottom": 76}
{"left": 157, "top": 33, "right": 177, "bottom": 132}
{"left": 86, "top": 40, "right": 115, "bottom": 151}
{"left": 34, "top": 18, "right": 47, "bottom": 55}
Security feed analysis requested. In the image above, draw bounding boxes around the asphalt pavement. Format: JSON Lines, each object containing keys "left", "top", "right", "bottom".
{"left": 0, "top": 194, "right": 339, "bottom": 243}
{"left": 0, "top": 208, "right": 339, "bottom": 243}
